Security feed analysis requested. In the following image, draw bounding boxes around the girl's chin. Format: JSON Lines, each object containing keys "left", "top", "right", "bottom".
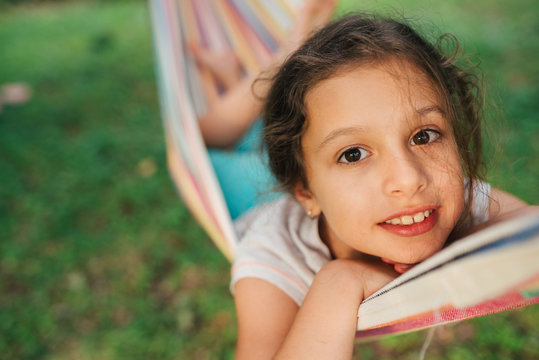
{"left": 381, "top": 246, "right": 444, "bottom": 273}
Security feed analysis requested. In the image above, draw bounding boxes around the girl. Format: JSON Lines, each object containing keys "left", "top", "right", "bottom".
{"left": 230, "top": 13, "right": 531, "bottom": 359}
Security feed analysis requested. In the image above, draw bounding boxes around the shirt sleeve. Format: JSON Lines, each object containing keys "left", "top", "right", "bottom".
{"left": 471, "top": 181, "right": 491, "bottom": 225}
{"left": 230, "top": 198, "right": 311, "bottom": 306}
{"left": 231, "top": 251, "right": 309, "bottom": 306}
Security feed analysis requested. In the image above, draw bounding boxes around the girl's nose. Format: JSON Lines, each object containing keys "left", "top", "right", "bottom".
{"left": 381, "top": 151, "right": 427, "bottom": 198}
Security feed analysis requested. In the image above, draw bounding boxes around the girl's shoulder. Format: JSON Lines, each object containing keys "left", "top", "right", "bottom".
{"left": 231, "top": 194, "right": 332, "bottom": 305}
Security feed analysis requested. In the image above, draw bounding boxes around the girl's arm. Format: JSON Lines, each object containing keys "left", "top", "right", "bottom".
{"left": 234, "top": 259, "right": 397, "bottom": 360}
{"left": 484, "top": 188, "right": 538, "bottom": 230}
{"left": 198, "top": 72, "right": 269, "bottom": 148}
{"left": 458, "top": 187, "right": 535, "bottom": 239}
{"left": 234, "top": 278, "right": 298, "bottom": 359}
{"left": 489, "top": 187, "right": 528, "bottom": 218}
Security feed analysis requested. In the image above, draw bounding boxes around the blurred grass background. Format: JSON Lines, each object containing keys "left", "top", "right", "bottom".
{"left": 0, "top": 0, "right": 537, "bottom": 359}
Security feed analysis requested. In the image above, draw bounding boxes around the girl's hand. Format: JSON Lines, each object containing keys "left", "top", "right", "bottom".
{"left": 275, "top": 259, "right": 397, "bottom": 359}
{"left": 332, "top": 258, "right": 399, "bottom": 299}
{"left": 234, "top": 258, "right": 397, "bottom": 360}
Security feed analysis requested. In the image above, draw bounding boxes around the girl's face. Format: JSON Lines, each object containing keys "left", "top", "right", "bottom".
{"left": 296, "top": 63, "right": 465, "bottom": 267}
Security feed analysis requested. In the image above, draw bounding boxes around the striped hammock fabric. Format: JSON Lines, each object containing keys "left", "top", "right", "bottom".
{"left": 149, "top": 0, "right": 304, "bottom": 261}
{"left": 148, "top": 0, "right": 539, "bottom": 340}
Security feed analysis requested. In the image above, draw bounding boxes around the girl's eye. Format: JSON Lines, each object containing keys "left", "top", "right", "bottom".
{"left": 338, "top": 147, "right": 369, "bottom": 164}
{"left": 410, "top": 129, "right": 440, "bottom": 146}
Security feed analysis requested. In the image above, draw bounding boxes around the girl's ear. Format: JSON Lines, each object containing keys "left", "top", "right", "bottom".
{"left": 294, "top": 182, "right": 322, "bottom": 218}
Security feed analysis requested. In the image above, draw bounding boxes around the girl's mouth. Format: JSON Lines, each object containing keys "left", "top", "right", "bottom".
{"left": 383, "top": 209, "right": 433, "bottom": 225}
{"left": 378, "top": 209, "right": 438, "bottom": 237}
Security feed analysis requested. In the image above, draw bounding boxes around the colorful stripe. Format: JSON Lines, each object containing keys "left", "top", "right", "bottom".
{"left": 357, "top": 291, "right": 539, "bottom": 340}
{"left": 149, "top": 0, "right": 300, "bottom": 261}
{"left": 232, "top": 261, "right": 309, "bottom": 293}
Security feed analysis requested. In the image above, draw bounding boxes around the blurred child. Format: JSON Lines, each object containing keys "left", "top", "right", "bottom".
{"left": 192, "top": 0, "right": 337, "bottom": 148}
{"left": 190, "top": 0, "right": 338, "bottom": 218}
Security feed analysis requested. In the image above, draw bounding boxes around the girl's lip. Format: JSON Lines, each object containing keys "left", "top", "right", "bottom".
{"left": 378, "top": 209, "right": 438, "bottom": 237}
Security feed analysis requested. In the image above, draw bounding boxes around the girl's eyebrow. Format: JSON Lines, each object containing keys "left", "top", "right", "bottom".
{"left": 416, "top": 105, "right": 445, "bottom": 116}
{"left": 317, "top": 127, "right": 365, "bottom": 151}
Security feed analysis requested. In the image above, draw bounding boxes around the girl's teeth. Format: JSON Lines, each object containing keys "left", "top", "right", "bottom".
{"left": 385, "top": 210, "right": 433, "bottom": 226}
{"left": 401, "top": 216, "right": 413, "bottom": 225}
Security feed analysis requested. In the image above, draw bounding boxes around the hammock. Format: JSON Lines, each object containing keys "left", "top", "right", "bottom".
{"left": 148, "top": 0, "right": 539, "bottom": 339}
{"left": 149, "top": 0, "right": 301, "bottom": 261}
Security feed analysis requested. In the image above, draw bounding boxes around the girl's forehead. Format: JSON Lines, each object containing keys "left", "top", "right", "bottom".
{"left": 305, "top": 61, "right": 443, "bottom": 117}
{"left": 315, "top": 60, "right": 438, "bottom": 98}
{"left": 300, "top": 62, "right": 453, "bottom": 152}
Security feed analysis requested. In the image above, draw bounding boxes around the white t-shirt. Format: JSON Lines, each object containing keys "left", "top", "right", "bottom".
{"left": 231, "top": 182, "right": 491, "bottom": 305}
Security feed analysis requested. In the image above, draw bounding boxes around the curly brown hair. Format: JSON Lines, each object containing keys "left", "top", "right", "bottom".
{"left": 262, "top": 13, "right": 485, "bottom": 230}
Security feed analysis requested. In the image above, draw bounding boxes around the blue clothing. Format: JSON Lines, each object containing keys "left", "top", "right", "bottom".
{"left": 208, "top": 120, "right": 281, "bottom": 219}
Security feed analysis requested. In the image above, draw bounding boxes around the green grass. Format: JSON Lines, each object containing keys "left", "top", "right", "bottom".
{"left": 0, "top": 1, "right": 537, "bottom": 359}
